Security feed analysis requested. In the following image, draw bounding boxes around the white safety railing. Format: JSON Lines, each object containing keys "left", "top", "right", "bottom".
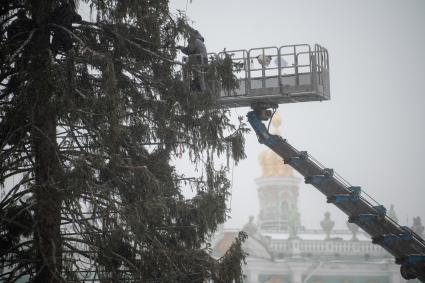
{"left": 217, "top": 44, "right": 329, "bottom": 98}
{"left": 180, "top": 44, "right": 330, "bottom": 107}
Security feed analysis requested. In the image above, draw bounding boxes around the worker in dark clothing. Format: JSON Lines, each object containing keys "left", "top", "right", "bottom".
{"left": 177, "top": 30, "right": 208, "bottom": 91}
{"left": 51, "top": 2, "right": 82, "bottom": 53}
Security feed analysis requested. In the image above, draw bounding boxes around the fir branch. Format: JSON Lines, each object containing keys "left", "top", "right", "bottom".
{"left": 7, "top": 28, "right": 36, "bottom": 63}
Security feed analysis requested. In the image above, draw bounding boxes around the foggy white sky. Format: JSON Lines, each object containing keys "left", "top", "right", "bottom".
{"left": 170, "top": 0, "right": 425, "bottom": 230}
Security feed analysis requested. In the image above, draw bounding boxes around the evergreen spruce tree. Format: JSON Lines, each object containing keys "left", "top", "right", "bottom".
{"left": 0, "top": 1, "right": 248, "bottom": 282}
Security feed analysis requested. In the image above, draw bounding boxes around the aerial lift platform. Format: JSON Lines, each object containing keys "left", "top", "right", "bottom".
{"left": 188, "top": 43, "right": 425, "bottom": 281}
{"left": 215, "top": 44, "right": 330, "bottom": 107}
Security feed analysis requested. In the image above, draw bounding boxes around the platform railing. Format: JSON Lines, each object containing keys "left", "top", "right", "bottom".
{"left": 278, "top": 44, "right": 312, "bottom": 88}
{"left": 314, "top": 44, "right": 330, "bottom": 97}
{"left": 248, "top": 46, "right": 279, "bottom": 90}
{"left": 180, "top": 44, "right": 330, "bottom": 106}
{"left": 216, "top": 44, "right": 328, "bottom": 98}
{"left": 217, "top": 49, "right": 248, "bottom": 96}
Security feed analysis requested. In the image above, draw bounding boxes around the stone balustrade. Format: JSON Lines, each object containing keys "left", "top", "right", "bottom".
{"left": 269, "top": 239, "right": 389, "bottom": 258}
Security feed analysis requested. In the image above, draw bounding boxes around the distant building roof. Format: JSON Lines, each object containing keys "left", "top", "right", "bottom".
{"left": 212, "top": 231, "right": 272, "bottom": 260}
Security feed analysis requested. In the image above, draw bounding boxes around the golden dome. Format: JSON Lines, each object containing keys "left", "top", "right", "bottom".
{"left": 271, "top": 113, "right": 282, "bottom": 128}
{"left": 270, "top": 113, "right": 282, "bottom": 135}
{"left": 259, "top": 112, "right": 293, "bottom": 177}
{"left": 259, "top": 149, "right": 293, "bottom": 177}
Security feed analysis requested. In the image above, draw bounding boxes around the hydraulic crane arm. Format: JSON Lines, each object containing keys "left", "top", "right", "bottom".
{"left": 247, "top": 108, "right": 425, "bottom": 282}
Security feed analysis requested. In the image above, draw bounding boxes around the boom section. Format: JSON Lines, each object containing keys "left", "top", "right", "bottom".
{"left": 247, "top": 110, "right": 425, "bottom": 282}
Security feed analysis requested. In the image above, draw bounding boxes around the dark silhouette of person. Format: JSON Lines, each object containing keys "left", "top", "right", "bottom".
{"left": 177, "top": 30, "right": 208, "bottom": 91}
{"left": 51, "top": 2, "right": 82, "bottom": 53}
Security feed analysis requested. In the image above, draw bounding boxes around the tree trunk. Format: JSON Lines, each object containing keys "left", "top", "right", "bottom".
{"left": 30, "top": 1, "right": 63, "bottom": 282}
